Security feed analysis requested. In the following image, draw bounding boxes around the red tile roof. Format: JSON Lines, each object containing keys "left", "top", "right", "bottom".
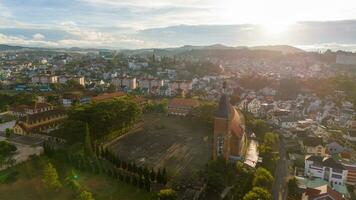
{"left": 304, "top": 185, "right": 343, "bottom": 200}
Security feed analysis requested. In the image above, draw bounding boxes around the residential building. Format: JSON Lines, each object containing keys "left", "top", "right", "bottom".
{"left": 302, "top": 185, "right": 344, "bottom": 200}
{"left": 58, "top": 75, "right": 85, "bottom": 86}
{"left": 72, "top": 76, "right": 85, "bottom": 86}
{"left": 302, "top": 137, "right": 326, "bottom": 156}
{"left": 137, "top": 78, "right": 164, "bottom": 94}
{"left": 32, "top": 75, "right": 58, "bottom": 84}
{"left": 112, "top": 77, "right": 137, "bottom": 90}
{"left": 296, "top": 176, "right": 349, "bottom": 198}
{"left": 10, "top": 103, "right": 53, "bottom": 117}
{"left": 305, "top": 155, "right": 348, "bottom": 186}
{"left": 167, "top": 98, "right": 199, "bottom": 116}
{"left": 168, "top": 80, "right": 192, "bottom": 96}
{"left": 246, "top": 98, "right": 262, "bottom": 117}
{"left": 13, "top": 109, "right": 67, "bottom": 135}
{"left": 344, "top": 121, "right": 356, "bottom": 142}
{"left": 333, "top": 152, "right": 356, "bottom": 186}
{"left": 326, "top": 142, "right": 345, "bottom": 155}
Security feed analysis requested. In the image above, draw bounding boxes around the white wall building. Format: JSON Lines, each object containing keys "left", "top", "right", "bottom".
{"left": 305, "top": 155, "right": 348, "bottom": 186}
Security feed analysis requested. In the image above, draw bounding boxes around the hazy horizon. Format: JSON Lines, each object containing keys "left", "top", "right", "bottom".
{"left": 1, "top": 0, "right": 356, "bottom": 51}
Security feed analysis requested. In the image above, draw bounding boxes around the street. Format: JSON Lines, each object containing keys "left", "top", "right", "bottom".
{"left": 272, "top": 136, "right": 289, "bottom": 200}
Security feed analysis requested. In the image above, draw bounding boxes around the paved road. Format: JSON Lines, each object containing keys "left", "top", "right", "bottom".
{"left": 272, "top": 136, "right": 289, "bottom": 200}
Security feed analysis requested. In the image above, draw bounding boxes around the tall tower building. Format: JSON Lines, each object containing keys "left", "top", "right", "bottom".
{"left": 213, "top": 83, "right": 247, "bottom": 161}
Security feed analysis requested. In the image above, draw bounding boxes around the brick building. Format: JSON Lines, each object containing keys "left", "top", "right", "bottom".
{"left": 213, "top": 94, "right": 247, "bottom": 161}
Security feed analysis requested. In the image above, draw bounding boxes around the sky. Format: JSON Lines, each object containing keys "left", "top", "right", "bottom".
{"left": 1, "top": 0, "right": 356, "bottom": 50}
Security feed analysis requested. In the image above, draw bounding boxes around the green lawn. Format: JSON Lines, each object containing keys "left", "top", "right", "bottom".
{"left": 0, "top": 156, "right": 155, "bottom": 200}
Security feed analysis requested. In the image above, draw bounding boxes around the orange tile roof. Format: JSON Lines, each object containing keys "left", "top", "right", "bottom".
{"left": 304, "top": 185, "right": 343, "bottom": 200}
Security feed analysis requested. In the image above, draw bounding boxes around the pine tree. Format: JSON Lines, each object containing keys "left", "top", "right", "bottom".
{"left": 138, "top": 177, "right": 144, "bottom": 188}
{"left": 144, "top": 175, "right": 151, "bottom": 191}
{"left": 156, "top": 168, "right": 162, "bottom": 183}
{"left": 162, "top": 168, "right": 168, "bottom": 185}
{"left": 42, "top": 162, "right": 62, "bottom": 190}
{"left": 132, "top": 176, "right": 138, "bottom": 186}
{"left": 116, "top": 158, "right": 122, "bottom": 168}
{"left": 137, "top": 166, "right": 143, "bottom": 176}
{"left": 143, "top": 166, "right": 149, "bottom": 178}
{"left": 99, "top": 146, "right": 104, "bottom": 157}
{"left": 132, "top": 163, "right": 137, "bottom": 173}
{"left": 79, "top": 190, "right": 95, "bottom": 200}
{"left": 84, "top": 123, "right": 94, "bottom": 156}
{"left": 122, "top": 161, "right": 127, "bottom": 169}
{"left": 94, "top": 144, "right": 99, "bottom": 157}
{"left": 128, "top": 163, "right": 132, "bottom": 172}
{"left": 150, "top": 168, "right": 156, "bottom": 181}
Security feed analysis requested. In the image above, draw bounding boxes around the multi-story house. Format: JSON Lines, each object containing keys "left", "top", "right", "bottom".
{"left": 344, "top": 121, "right": 356, "bottom": 142}
{"left": 167, "top": 98, "right": 199, "bottom": 116}
{"left": 72, "top": 76, "right": 85, "bottom": 86}
{"left": 112, "top": 77, "right": 136, "bottom": 90}
{"left": 333, "top": 151, "right": 356, "bottom": 186}
{"left": 305, "top": 155, "right": 348, "bottom": 186}
{"left": 137, "top": 78, "right": 164, "bottom": 94}
{"left": 168, "top": 80, "right": 192, "bottom": 97}
{"left": 32, "top": 75, "right": 58, "bottom": 84}
{"left": 13, "top": 109, "right": 67, "bottom": 135}
{"left": 326, "top": 142, "right": 345, "bottom": 155}
{"left": 10, "top": 103, "right": 53, "bottom": 117}
{"left": 302, "top": 185, "right": 343, "bottom": 200}
{"left": 302, "top": 137, "right": 327, "bottom": 156}
{"left": 58, "top": 75, "right": 85, "bottom": 86}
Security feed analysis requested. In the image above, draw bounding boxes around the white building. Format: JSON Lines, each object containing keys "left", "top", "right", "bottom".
{"left": 58, "top": 75, "right": 85, "bottom": 86}
{"left": 32, "top": 75, "right": 58, "bottom": 84}
{"left": 112, "top": 77, "right": 137, "bottom": 90}
{"left": 137, "top": 78, "right": 163, "bottom": 89}
{"left": 246, "top": 98, "right": 262, "bottom": 117}
{"left": 168, "top": 80, "right": 192, "bottom": 96}
{"left": 305, "top": 155, "right": 348, "bottom": 186}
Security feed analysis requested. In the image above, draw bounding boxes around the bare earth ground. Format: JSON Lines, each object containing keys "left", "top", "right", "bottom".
{"left": 109, "top": 114, "right": 212, "bottom": 179}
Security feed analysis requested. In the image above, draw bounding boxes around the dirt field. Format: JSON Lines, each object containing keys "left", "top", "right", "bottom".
{"left": 109, "top": 114, "right": 212, "bottom": 178}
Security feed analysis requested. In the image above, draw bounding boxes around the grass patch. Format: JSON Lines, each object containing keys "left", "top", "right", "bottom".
{"left": 0, "top": 155, "right": 155, "bottom": 200}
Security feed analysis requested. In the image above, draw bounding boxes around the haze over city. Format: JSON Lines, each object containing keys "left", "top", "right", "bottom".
{"left": 1, "top": 0, "right": 356, "bottom": 50}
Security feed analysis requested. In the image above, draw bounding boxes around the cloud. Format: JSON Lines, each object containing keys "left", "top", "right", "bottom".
{"left": 0, "top": 33, "right": 59, "bottom": 47}
{"left": 2, "top": 0, "right": 356, "bottom": 50}
{"left": 32, "top": 33, "right": 45, "bottom": 40}
{"left": 78, "top": 0, "right": 213, "bottom": 8}
{"left": 0, "top": 3, "right": 12, "bottom": 18}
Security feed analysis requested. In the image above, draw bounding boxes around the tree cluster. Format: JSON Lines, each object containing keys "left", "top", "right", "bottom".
{"left": 0, "top": 141, "right": 17, "bottom": 168}
{"left": 0, "top": 93, "right": 37, "bottom": 112}
{"left": 259, "top": 132, "right": 280, "bottom": 172}
{"left": 191, "top": 102, "right": 217, "bottom": 127}
{"left": 143, "top": 100, "right": 168, "bottom": 114}
{"left": 100, "top": 147, "right": 168, "bottom": 186}
{"left": 43, "top": 143, "right": 167, "bottom": 193}
{"left": 60, "top": 97, "right": 141, "bottom": 143}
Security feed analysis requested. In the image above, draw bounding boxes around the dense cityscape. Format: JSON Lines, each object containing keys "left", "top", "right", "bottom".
{"left": 2, "top": 0, "right": 356, "bottom": 200}
{"left": 0, "top": 44, "right": 355, "bottom": 200}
